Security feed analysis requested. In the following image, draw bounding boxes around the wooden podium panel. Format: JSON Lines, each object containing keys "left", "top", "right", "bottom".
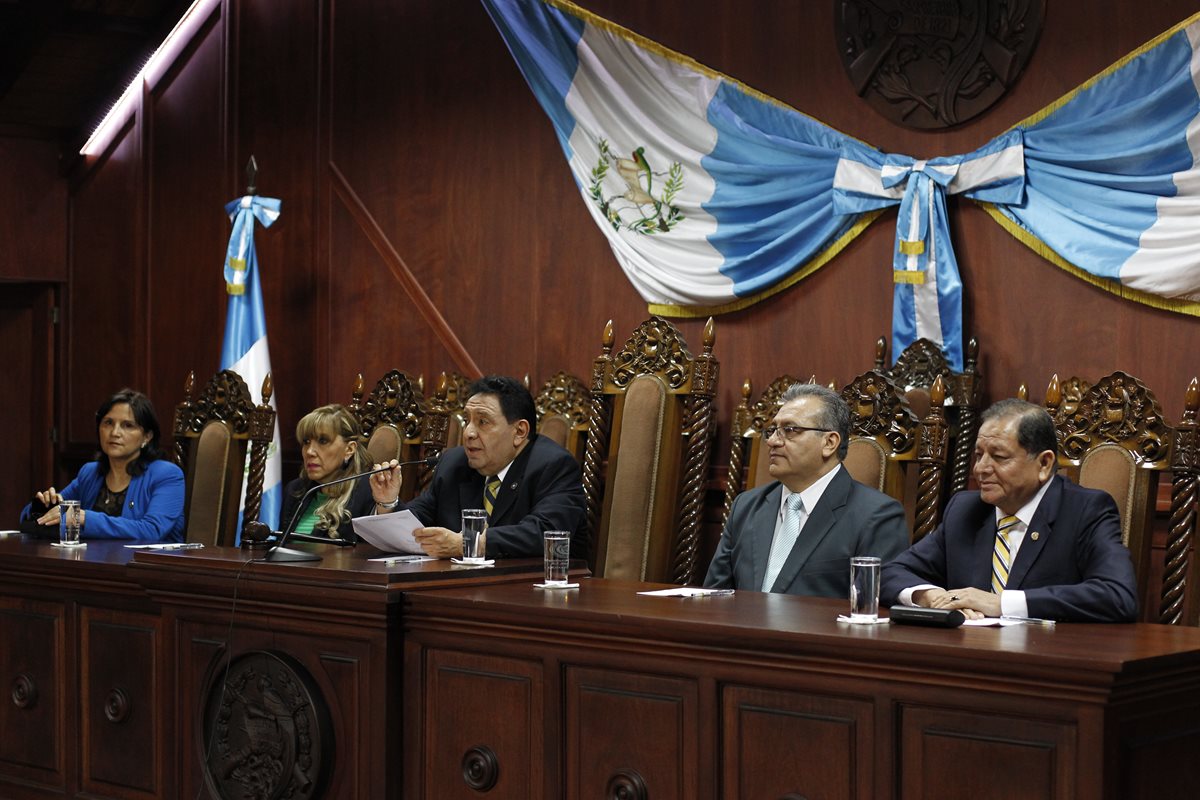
{"left": 0, "top": 536, "right": 567, "bottom": 799}
{"left": 401, "top": 578, "right": 1200, "bottom": 800}
{"left": 565, "top": 666, "right": 700, "bottom": 800}
{"left": 0, "top": 595, "right": 64, "bottom": 791}
{"left": 722, "top": 685, "right": 873, "bottom": 800}
{"left": 423, "top": 649, "right": 544, "bottom": 799}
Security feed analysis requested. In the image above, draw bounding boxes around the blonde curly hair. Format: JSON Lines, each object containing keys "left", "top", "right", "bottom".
{"left": 294, "top": 404, "right": 373, "bottom": 536}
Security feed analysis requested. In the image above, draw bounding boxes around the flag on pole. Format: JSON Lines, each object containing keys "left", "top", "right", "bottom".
{"left": 221, "top": 194, "right": 282, "bottom": 534}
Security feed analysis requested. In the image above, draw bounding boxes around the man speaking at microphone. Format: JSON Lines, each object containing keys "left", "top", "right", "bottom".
{"left": 370, "top": 375, "right": 585, "bottom": 559}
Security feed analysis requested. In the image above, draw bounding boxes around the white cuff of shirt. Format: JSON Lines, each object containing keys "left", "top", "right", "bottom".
{"left": 898, "top": 584, "right": 938, "bottom": 606}
{"left": 1000, "top": 589, "right": 1028, "bottom": 618}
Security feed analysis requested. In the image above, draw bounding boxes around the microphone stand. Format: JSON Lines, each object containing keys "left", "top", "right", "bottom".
{"left": 262, "top": 455, "right": 438, "bottom": 563}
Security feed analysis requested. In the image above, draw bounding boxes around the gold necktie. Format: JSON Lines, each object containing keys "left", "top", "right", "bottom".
{"left": 484, "top": 476, "right": 501, "bottom": 519}
{"left": 991, "top": 515, "right": 1020, "bottom": 593}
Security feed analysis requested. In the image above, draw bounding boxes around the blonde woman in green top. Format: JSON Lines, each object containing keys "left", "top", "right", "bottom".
{"left": 279, "top": 404, "right": 375, "bottom": 541}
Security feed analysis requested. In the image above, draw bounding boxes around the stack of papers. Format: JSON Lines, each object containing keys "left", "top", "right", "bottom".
{"left": 351, "top": 510, "right": 425, "bottom": 555}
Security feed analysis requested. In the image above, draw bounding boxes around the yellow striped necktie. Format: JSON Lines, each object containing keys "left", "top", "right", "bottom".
{"left": 483, "top": 476, "right": 501, "bottom": 519}
{"left": 991, "top": 515, "right": 1020, "bottom": 593}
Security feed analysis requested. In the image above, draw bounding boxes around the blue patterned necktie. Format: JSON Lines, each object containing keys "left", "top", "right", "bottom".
{"left": 762, "top": 494, "right": 806, "bottom": 592}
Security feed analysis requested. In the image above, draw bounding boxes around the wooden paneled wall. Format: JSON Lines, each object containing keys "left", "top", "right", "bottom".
{"left": 7, "top": 1, "right": 1200, "bottom": 546}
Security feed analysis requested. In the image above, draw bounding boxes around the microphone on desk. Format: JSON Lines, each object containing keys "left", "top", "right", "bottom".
{"left": 257, "top": 454, "right": 439, "bottom": 563}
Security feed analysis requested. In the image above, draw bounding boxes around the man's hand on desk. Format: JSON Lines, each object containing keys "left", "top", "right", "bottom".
{"left": 913, "top": 587, "right": 999, "bottom": 620}
{"left": 413, "top": 526, "right": 466, "bottom": 558}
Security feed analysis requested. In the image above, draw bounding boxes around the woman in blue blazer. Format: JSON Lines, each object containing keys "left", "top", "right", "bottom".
{"left": 20, "top": 388, "right": 184, "bottom": 542}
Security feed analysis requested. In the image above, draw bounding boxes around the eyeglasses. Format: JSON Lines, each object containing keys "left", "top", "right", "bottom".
{"left": 763, "top": 424, "right": 833, "bottom": 441}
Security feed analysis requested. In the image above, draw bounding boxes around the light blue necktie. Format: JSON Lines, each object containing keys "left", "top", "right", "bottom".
{"left": 762, "top": 494, "right": 806, "bottom": 591}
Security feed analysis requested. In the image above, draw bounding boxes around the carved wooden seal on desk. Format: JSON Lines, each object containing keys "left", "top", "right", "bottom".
{"left": 200, "top": 650, "right": 333, "bottom": 799}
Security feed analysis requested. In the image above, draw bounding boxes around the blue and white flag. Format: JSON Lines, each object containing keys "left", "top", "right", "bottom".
{"left": 480, "top": 0, "right": 870, "bottom": 315}
{"left": 483, "top": 1, "right": 1200, "bottom": 372}
{"left": 221, "top": 195, "right": 282, "bottom": 535}
{"left": 832, "top": 131, "right": 1026, "bottom": 370}
{"left": 985, "top": 13, "right": 1200, "bottom": 313}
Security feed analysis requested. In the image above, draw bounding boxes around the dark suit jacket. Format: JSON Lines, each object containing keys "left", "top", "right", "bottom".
{"left": 403, "top": 434, "right": 585, "bottom": 558}
{"left": 280, "top": 475, "right": 375, "bottom": 542}
{"left": 703, "top": 466, "right": 909, "bottom": 597}
{"left": 880, "top": 475, "right": 1138, "bottom": 622}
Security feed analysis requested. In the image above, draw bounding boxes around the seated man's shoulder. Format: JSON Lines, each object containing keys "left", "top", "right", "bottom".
{"left": 844, "top": 475, "right": 903, "bottom": 512}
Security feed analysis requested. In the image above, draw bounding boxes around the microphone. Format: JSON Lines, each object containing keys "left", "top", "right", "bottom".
{"left": 261, "top": 453, "right": 439, "bottom": 563}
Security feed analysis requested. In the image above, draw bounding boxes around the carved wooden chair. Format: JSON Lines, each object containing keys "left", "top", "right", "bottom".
{"left": 580, "top": 316, "right": 719, "bottom": 585}
{"left": 1045, "top": 371, "right": 1199, "bottom": 623}
{"left": 841, "top": 370, "right": 949, "bottom": 541}
{"left": 877, "top": 335, "right": 982, "bottom": 497}
{"left": 173, "top": 369, "right": 274, "bottom": 546}
{"left": 722, "top": 374, "right": 805, "bottom": 529}
{"left": 348, "top": 370, "right": 447, "bottom": 500}
{"left": 533, "top": 371, "right": 590, "bottom": 462}
{"left": 438, "top": 371, "right": 471, "bottom": 449}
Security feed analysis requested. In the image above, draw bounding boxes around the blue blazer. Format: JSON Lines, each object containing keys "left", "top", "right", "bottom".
{"left": 21, "top": 459, "right": 185, "bottom": 542}
{"left": 403, "top": 434, "right": 585, "bottom": 559}
{"left": 703, "top": 467, "right": 909, "bottom": 597}
{"left": 880, "top": 475, "right": 1138, "bottom": 622}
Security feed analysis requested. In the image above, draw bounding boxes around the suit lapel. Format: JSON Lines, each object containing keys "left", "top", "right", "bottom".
{"left": 1007, "top": 476, "right": 1061, "bottom": 588}
{"left": 969, "top": 512, "right": 997, "bottom": 589}
{"left": 750, "top": 484, "right": 784, "bottom": 591}
{"left": 459, "top": 471, "right": 484, "bottom": 519}
{"left": 488, "top": 438, "right": 535, "bottom": 524}
{"left": 771, "top": 468, "right": 849, "bottom": 592}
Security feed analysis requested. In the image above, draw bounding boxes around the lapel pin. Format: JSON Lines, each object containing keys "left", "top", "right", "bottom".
{"left": 1030, "top": 531, "right": 1040, "bottom": 541}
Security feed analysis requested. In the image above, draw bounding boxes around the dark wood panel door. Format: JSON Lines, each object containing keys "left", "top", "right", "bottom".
{"left": 79, "top": 607, "right": 162, "bottom": 799}
{"left": 0, "top": 597, "right": 65, "bottom": 793}
{"left": 899, "top": 705, "right": 1076, "bottom": 800}
{"left": 0, "top": 283, "right": 55, "bottom": 516}
{"left": 565, "top": 666, "right": 700, "bottom": 800}
{"left": 722, "top": 685, "right": 874, "bottom": 800}
{"left": 423, "top": 648, "right": 544, "bottom": 800}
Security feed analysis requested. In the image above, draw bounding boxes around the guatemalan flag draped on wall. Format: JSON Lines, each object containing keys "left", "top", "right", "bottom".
{"left": 482, "top": 1, "right": 1200, "bottom": 373}
{"left": 478, "top": 0, "right": 870, "bottom": 312}
{"left": 221, "top": 195, "right": 282, "bottom": 533}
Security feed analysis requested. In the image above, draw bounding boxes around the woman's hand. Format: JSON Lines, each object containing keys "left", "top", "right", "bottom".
{"left": 35, "top": 507, "right": 85, "bottom": 528}
{"left": 35, "top": 486, "right": 63, "bottom": 508}
{"left": 369, "top": 460, "right": 403, "bottom": 512}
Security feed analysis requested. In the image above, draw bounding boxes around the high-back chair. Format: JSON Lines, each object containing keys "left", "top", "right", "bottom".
{"left": 580, "top": 316, "right": 719, "bottom": 585}
{"left": 721, "top": 374, "right": 806, "bottom": 528}
{"left": 173, "top": 369, "right": 274, "bottom": 546}
{"left": 349, "top": 369, "right": 446, "bottom": 499}
{"left": 1164, "top": 380, "right": 1200, "bottom": 625}
{"left": 878, "top": 335, "right": 982, "bottom": 497}
{"left": 533, "top": 371, "right": 590, "bottom": 462}
{"left": 841, "top": 370, "right": 950, "bottom": 541}
{"left": 439, "top": 371, "right": 471, "bottom": 449}
{"left": 1046, "top": 371, "right": 1198, "bottom": 621}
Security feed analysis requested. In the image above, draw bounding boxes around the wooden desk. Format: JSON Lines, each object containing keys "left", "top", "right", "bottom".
{"left": 0, "top": 536, "right": 565, "bottom": 799}
{"left": 401, "top": 578, "right": 1200, "bottom": 800}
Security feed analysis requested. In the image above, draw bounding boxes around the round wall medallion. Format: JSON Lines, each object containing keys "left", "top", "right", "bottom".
{"left": 835, "top": 0, "right": 1044, "bottom": 129}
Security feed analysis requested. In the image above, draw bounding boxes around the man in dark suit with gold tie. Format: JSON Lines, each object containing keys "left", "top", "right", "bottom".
{"left": 370, "top": 375, "right": 585, "bottom": 559}
{"left": 881, "top": 399, "right": 1138, "bottom": 622}
{"left": 703, "top": 383, "right": 909, "bottom": 596}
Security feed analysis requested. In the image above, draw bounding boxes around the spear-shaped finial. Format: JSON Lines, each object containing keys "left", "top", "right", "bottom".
{"left": 245, "top": 155, "right": 258, "bottom": 195}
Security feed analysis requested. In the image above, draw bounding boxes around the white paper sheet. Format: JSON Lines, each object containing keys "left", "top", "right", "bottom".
{"left": 351, "top": 510, "right": 425, "bottom": 555}
{"left": 637, "top": 587, "right": 734, "bottom": 597}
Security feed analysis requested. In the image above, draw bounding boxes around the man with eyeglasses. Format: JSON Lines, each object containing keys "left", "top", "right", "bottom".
{"left": 703, "top": 383, "right": 909, "bottom": 596}
{"left": 881, "top": 399, "right": 1137, "bottom": 622}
